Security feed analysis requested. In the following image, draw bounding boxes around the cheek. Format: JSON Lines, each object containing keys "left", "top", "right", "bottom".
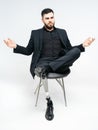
{"left": 51, "top": 19, "right": 55, "bottom": 23}
{"left": 42, "top": 19, "right": 48, "bottom": 24}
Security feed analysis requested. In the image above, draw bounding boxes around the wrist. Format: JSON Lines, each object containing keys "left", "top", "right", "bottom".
{"left": 82, "top": 43, "right": 85, "bottom": 48}
{"left": 14, "top": 44, "right": 17, "bottom": 49}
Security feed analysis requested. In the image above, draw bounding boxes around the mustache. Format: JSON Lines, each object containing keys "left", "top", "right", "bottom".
{"left": 48, "top": 22, "right": 53, "bottom": 24}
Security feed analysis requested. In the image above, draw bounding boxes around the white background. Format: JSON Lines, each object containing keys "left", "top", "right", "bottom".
{"left": 0, "top": 0, "right": 98, "bottom": 130}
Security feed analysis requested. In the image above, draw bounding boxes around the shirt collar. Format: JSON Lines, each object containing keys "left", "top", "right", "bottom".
{"left": 43, "top": 26, "right": 56, "bottom": 32}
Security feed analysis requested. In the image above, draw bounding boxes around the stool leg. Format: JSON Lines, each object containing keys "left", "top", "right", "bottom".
{"left": 56, "top": 78, "right": 67, "bottom": 106}
{"left": 61, "top": 78, "right": 67, "bottom": 106}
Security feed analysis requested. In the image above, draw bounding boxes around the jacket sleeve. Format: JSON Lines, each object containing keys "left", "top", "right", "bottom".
{"left": 75, "top": 44, "right": 85, "bottom": 52}
{"left": 13, "top": 31, "right": 34, "bottom": 55}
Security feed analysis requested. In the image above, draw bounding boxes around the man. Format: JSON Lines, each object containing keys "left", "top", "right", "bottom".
{"left": 4, "top": 8, "right": 95, "bottom": 121}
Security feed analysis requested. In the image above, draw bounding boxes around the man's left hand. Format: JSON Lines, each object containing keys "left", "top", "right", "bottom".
{"left": 82, "top": 37, "right": 95, "bottom": 47}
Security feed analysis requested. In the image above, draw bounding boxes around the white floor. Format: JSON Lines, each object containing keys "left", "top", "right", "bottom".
{"left": 0, "top": 73, "right": 98, "bottom": 130}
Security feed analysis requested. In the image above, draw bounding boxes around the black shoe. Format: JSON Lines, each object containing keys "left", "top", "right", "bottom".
{"left": 45, "top": 97, "right": 54, "bottom": 121}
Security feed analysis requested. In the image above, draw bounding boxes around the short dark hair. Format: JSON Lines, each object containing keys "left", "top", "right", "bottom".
{"left": 41, "top": 8, "right": 54, "bottom": 17}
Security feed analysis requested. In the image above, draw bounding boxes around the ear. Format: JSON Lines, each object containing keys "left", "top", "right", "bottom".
{"left": 41, "top": 17, "right": 44, "bottom": 23}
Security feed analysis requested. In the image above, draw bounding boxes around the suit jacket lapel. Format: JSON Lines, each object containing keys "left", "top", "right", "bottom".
{"left": 39, "top": 29, "right": 44, "bottom": 51}
{"left": 56, "top": 29, "right": 67, "bottom": 48}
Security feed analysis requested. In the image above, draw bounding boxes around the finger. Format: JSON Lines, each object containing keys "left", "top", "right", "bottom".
{"left": 88, "top": 37, "right": 94, "bottom": 43}
{"left": 91, "top": 38, "right": 95, "bottom": 42}
{"left": 92, "top": 38, "right": 95, "bottom": 41}
{"left": 8, "top": 38, "right": 12, "bottom": 41}
{"left": 90, "top": 37, "right": 95, "bottom": 40}
{"left": 4, "top": 40, "right": 7, "bottom": 43}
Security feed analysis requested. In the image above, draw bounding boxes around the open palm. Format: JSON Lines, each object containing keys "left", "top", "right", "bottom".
{"left": 4, "top": 38, "right": 17, "bottom": 48}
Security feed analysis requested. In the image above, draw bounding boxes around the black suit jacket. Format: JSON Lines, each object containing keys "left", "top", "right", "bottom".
{"left": 14, "top": 27, "right": 85, "bottom": 78}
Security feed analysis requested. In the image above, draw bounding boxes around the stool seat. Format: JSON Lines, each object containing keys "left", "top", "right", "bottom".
{"left": 47, "top": 69, "right": 70, "bottom": 79}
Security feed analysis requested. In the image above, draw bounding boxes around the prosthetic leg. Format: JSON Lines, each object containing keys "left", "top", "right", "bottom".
{"left": 34, "top": 77, "right": 54, "bottom": 121}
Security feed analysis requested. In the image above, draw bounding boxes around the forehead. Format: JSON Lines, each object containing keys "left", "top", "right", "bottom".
{"left": 42, "top": 12, "right": 54, "bottom": 18}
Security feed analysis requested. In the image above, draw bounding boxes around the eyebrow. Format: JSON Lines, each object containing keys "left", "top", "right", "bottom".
{"left": 45, "top": 16, "right": 54, "bottom": 19}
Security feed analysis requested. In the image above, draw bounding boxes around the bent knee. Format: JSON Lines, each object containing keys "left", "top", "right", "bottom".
{"left": 73, "top": 47, "right": 80, "bottom": 54}
{"left": 71, "top": 47, "right": 81, "bottom": 58}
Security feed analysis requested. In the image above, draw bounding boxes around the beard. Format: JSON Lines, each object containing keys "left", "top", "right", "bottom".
{"left": 44, "top": 22, "right": 55, "bottom": 30}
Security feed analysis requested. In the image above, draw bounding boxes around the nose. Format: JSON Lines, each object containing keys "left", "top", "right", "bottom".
{"left": 49, "top": 18, "right": 52, "bottom": 22}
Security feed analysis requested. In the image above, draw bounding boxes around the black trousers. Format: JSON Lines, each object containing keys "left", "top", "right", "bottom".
{"left": 36, "top": 47, "right": 81, "bottom": 74}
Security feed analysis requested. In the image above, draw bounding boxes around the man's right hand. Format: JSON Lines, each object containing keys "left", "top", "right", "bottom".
{"left": 4, "top": 38, "right": 17, "bottom": 49}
